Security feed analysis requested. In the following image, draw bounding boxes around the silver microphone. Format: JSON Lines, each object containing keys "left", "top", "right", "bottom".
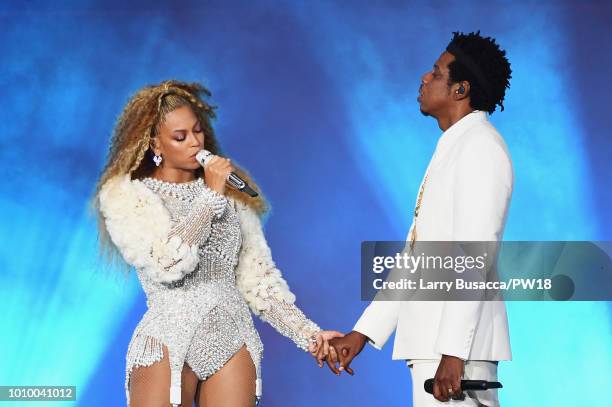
{"left": 195, "top": 149, "right": 258, "bottom": 197}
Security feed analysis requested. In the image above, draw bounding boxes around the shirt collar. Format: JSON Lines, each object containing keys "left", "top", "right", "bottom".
{"left": 436, "top": 110, "right": 487, "bottom": 149}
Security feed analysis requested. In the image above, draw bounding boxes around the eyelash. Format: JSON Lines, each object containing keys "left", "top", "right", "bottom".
{"left": 175, "top": 129, "right": 202, "bottom": 141}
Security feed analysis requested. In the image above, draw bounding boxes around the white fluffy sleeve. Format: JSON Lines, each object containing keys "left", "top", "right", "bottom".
{"left": 234, "top": 201, "right": 320, "bottom": 351}
{"left": 98, "top": 174, "right": 224, "bottom": 283}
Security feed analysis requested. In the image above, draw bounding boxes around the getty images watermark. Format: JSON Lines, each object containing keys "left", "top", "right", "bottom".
{"left": 360, "top": 241, "right": 612, "bottom": 301}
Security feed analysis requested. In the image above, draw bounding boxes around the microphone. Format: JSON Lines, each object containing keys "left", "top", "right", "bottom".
{"left": 424, "top": 379, "right": 502, "bottom": 394}
{"left": 195, "top": 150, "right": 259, "bottom": 197}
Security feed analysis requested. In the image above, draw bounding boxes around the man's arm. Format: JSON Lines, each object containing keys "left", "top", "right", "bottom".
{"left": 435, "top": 134, "right": 512, "bottom": 359}
{"left": 353, "top": 300, "right": 401, "bottom": 350}
{"left": 433, "top": 133, "right": 513, "bottom": 402}
{"left": 317, "top": 300, "right": 401, "bottom": 374}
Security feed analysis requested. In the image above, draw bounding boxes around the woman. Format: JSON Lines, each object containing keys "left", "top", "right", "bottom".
{"left": 93, "top": 80, "right": 340, "bottom": 407}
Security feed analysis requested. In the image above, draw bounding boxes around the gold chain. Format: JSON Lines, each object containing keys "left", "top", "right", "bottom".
{"left": 409, "top": 174, "right": 428, "bottom": 250}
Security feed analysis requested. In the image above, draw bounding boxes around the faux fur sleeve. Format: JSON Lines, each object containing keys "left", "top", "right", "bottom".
{"left": 234, "top": 201, "right": 296, "bottom": 311}
{"left": 98, "top": 174, "right": 201, "bottom": 283}
{"left": 234, "top": 201, "right": 320, "bottom": 350}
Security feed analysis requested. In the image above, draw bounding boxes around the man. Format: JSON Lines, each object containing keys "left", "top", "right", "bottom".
{"left": 324, "top": 31, "right": 513, "bottom": 406}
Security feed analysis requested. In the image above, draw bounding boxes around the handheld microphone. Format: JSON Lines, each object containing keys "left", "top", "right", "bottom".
{"left": 195, "top": 150, "right": 259, "bottom": 197}
{"left": 424, "top": 379, "right": 502, "bottom": 394}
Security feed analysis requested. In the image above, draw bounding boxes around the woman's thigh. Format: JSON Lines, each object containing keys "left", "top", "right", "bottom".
{"left": 129, "top": 345, "right": 171, "bottom": 407}
{"left": 197, "top": 345, "right": 256, "bottom": 407}
{"left": 128, "top": 344, "right": 200, "bottom": 407}
{"left": 182, "top": 362, "right": 199, "bottom": 407}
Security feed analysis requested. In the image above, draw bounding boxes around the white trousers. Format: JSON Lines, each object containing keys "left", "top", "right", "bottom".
{"left": 407, "top": 360, "right": 500, "bottom": 407}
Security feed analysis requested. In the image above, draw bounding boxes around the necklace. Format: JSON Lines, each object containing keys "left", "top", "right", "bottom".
{"left": 409, "top": 109, "right": 481, "bottom": 249}
{"left": 141, "top": 177, "right": 205, "bottom": 201}
{"left": 409, "top": 174, "right": 427, "bottom": 250}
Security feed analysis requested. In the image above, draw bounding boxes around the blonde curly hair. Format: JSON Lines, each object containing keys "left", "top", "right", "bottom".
{"left": 91, "top": 79, "right": 268, "bottom": 273}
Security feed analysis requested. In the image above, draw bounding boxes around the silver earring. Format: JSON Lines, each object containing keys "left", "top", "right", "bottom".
{"left": 153, "top": 154, "right": 163, "bottom": 166}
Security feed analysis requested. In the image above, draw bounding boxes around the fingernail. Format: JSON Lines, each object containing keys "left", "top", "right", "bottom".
{"left": 339, "top": 367, "right": 344, "bottom": 371}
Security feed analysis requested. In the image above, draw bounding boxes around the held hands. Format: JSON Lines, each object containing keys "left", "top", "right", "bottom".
{"left": 315, "top": 330, "right": 368, "bottom": 376}
{"left": 308, "top": 330, "right": 344, "bottom": 365}
{"left": 203, "top": 155, "right": 233, "bottom": 195}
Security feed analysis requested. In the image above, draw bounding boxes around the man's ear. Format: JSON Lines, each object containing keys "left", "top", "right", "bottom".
{"left": 453, "top": 81, "right": 470, "bottom": 100}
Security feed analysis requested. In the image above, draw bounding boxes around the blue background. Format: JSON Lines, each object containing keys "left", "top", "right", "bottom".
{"left": 1, "top": 0, "right": 611, "bottom": 406}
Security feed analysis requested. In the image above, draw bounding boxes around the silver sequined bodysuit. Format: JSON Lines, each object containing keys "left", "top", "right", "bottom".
{"left": 124, "top": 177, "right": 320, "bottom": 406}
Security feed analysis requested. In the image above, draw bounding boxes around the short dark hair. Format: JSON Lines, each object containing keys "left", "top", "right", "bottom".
{"left": 446, "top": 31, "right": 511, "bottom": 114}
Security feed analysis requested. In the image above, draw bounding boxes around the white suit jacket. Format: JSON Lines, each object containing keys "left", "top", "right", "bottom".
{"left": 354, "top": 111, "right": 513, "bottom": 361}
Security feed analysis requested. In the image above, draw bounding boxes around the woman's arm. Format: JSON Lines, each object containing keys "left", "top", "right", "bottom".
{"left": 99, "top": 174, "right": 227, "bottom": 283}
{"left": 151, "top": 187, "right": 228, "bottom": 273}
{"left": 234, "top": 201, "right": 322, "bottom": 351}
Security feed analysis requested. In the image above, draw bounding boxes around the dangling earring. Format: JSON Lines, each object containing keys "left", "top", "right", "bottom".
{"left": 153, "top": 154, "right": 163, "bottom": 166}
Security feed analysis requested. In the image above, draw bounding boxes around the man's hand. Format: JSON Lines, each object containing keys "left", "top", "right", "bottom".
{"left": 321, "top": 331, "right": 368, "bottom": 375}
{"left": 433, "top": 354, "right": 465, "bottom": 402}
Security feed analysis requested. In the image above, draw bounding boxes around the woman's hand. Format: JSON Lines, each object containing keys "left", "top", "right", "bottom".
{"left": 203, "top": 155, "right": 233, "bottom": 195}
{"left": 308, "top": 330, "right": 344, "bottom": 368}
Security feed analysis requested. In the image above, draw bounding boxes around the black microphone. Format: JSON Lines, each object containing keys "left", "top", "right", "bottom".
{"left": 424, "top": 379, "right": 502, "bottom": 394}
{"left": 195, "top": 149, "right": 259, "bottom": 197}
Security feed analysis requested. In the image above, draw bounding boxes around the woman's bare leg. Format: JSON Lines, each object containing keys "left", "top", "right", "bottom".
{"left": 128, "top": 344, "right": 199, "bottom": 407}
{"left": 129, "top": 345, "right": 171, "bottom": 407}
{"left": 181, "top": 362, "right": 199, "bottom": 407}
{"left": 197, "top": 345, "right": 256, "bottom": 407}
